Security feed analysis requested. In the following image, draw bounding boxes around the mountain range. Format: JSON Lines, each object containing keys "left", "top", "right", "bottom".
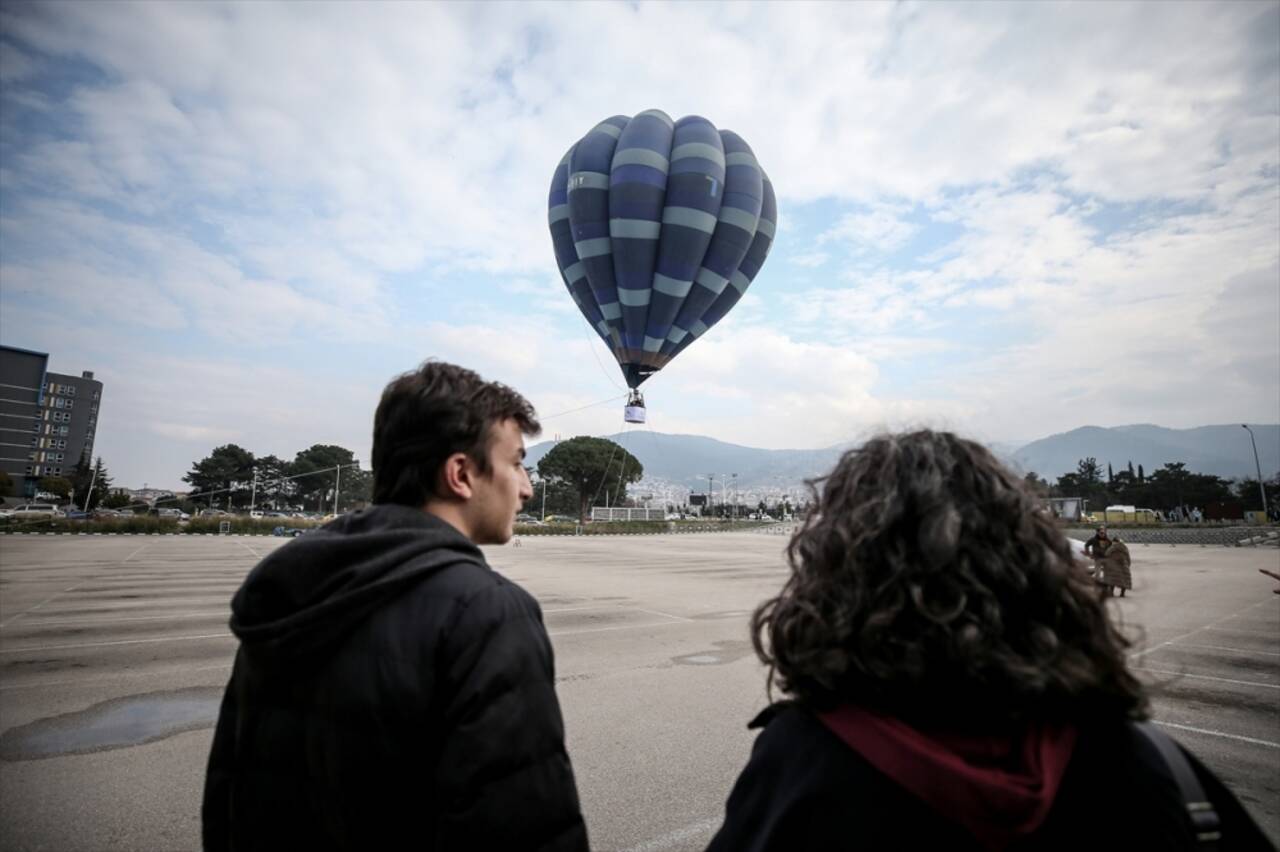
{"left": 525, "top": 424, "right": 1280, "bottom": 491}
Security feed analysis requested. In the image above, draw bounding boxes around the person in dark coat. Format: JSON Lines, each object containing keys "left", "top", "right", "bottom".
{"left": 708, "top": 430, "right": 1271, "bottom": 852}
{"left": 202, "top": 361, "right": 588, "bottom": 852}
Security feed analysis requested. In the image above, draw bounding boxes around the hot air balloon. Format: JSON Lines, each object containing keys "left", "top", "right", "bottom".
{"left": 548, "top": 110, "right": 777, "bottom": 423}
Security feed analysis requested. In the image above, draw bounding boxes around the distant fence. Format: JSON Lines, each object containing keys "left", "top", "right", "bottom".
{"left": 1063, "top": 526, "right": 1278, "bottom": 547}
{"left": 590, "top": 507, "right": 666, "bottom": 522}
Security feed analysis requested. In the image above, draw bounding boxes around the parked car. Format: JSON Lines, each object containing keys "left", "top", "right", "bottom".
{"left": 92, "top": 508, "right": 127, "bottom": 520}
{"left": 3, "top": 503, "right": 62, "bottom": 519}
{"left": 64, "top": 509, "right": 92, "bottom": 520}
{"left": 157, "top": 508, "right": 191, "bottom": 521}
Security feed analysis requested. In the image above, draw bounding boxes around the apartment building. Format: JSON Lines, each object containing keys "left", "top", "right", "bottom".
{"left": 0, "top": 345, "right": 104, "bottom": 498}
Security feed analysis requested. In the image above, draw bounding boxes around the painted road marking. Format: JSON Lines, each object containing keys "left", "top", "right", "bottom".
{"left": 1155, "top": 721, "right": 1280, "bottom": 749}
{"left": 1136, "top": 667, "right": 1280, "bottom": 690}
{"left": 0, "top": 632, "right": 232, "bottom": 653}
{"left": 621, "top": 816, "right": 722, "bottom": 852}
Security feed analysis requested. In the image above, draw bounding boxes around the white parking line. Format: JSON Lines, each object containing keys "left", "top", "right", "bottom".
{"left": 0, "top": 610, "right": 227, "bottom": 629}
{"left": 1136, "top": 667, "right": 1280, "bottom": 690}
{"left": 0, "top": 663, "right": 234, "bottom": 691}
{"left": 1129, "top": 598, "right": 1276, "bottom": 661}
{"left": 1175, "top": 643, "right": 1280, "bottom": 657}
{"left": 0, "top": 544, "right": 154, "bottom": 629}
{"left": 633, "top": 607, "right": 694, "bottom": 622}
{"left": 0, "top": 632, "right": 233, "bottom": 653}
{"left": 1155, "top": 721, "right": 1280, "bottom": 749}
{"left": 1204, "top": 625, "right": 1280, "bottom": 639}
{"left": 549, "top": 620, "right": 687, "bottom": 638}
{"left": 620, "top": 816, "right": 721, "bottom": 852}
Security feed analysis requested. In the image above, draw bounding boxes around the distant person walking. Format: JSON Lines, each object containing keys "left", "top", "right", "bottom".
{"left": 707, "top": 430, "right": 1268, "bottom": 850}
{"left": 203, "top": 361, "right": 588, "bottom": 851}
{"left": 1096, "top": 536, "right": 1133, "bottom": 598}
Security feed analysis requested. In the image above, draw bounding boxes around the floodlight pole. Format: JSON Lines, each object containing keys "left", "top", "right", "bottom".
{"left": 82, "top": 463, "right": 98, "bottom": 512}
{"left": 1242, "top": 425, "right": 1269, "bottom": 517}
{"left": 333, "top": 465, "right": 341, "bottom": 516}
{"left": 250, "top": 468, "right": 258, "bottom": 515}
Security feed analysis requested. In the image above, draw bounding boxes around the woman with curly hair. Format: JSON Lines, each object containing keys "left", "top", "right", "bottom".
{"left": 707, "top": 430, "right": 1268, "bottom": 851}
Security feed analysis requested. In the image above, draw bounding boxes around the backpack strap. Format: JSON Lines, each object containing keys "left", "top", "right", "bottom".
{"left": 1132, "top": 721, "right": 1221, "bottom": 850}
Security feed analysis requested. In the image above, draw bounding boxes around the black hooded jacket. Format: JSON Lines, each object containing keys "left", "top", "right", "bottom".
{"left": 202, "top": 505, "right": 588, "bottom": 851}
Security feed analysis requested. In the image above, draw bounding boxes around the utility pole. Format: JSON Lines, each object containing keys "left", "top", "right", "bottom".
{"left": 541, "top": 477, "right": 548, "bottom": 521}
{"left": 249, "top": 468, "right": 258, "bottom": 515}
{"left": 707, "top": 473, "right": 715, "bottom": 517}
{"left": 333, "top": 465, "right": 341, "bottom": 516}
{"left": 1242, "top": 425, "right": 1269, "bottom": 518}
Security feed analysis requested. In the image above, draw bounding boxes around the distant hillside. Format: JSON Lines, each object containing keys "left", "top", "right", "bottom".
{"left": 1010, "top": 424, "right": 1280, "bottom": 481}
{"left": 526, "top": 424, "right": 1280, "bottom": 491}
{"left": 525, "top": 431, "right": 848, "bottom": 490}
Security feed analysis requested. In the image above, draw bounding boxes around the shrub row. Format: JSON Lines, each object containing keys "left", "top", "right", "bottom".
{"left": 0, "top": 517, "right": 320, "bottom": 535}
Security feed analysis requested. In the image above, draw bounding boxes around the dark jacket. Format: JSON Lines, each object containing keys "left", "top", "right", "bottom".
{"left": 707, "top": 703, "right": 1272, "bottom": 852}
{"left": 202, "top": 505, "right": 587, "bottom": 852}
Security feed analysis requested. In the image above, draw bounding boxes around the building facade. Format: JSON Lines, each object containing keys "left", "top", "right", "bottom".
{"left": 0, "top": 345, "right": 104, "bottom": 498}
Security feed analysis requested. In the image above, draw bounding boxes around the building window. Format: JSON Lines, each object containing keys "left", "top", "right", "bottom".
{"left": 66, "top": 399, "right": 74, "bottom": 409}
{"left": 92, "top": 390, "right": 100, "bottom": 401}
{"left": 25, "top": 465, "right": 34, "bottom": 476}
{"left": 66, "top": 386, "right": 76, "bottom": 396}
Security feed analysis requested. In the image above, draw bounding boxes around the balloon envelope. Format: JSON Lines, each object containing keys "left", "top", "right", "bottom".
{"left": 549, "top": 110, "right": 777, "bottom": 388}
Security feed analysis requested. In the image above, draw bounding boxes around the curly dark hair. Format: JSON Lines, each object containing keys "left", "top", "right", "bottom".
{"left": 753, "top": 429, "right": 1148, "bottom": 727}
{"left": 371, "top": 360, "right": 539, "bottom": 507}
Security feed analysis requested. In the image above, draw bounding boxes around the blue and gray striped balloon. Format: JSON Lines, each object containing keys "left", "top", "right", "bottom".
{"left": 548, "top": 110, "right": 777, "bottom": 388}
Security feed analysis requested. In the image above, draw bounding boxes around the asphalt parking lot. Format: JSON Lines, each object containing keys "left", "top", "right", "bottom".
{"left": 0, "top": 533, "right": 1276, "bottom": 850}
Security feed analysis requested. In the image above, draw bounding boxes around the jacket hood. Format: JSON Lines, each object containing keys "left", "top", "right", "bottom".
{"left": 818, "top": 704, "right": 1077, "bottom": 851}
{"left": 229, "top": 504, "right": 484, "bottom": 663}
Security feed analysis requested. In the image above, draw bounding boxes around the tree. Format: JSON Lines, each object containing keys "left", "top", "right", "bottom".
{"left": 1107, "top": 463, "right": 1114, "bottom": 484}
{"left": 537, "top": 437, "right": 643, "bottom": 523}
{"left": 1023, "top": 471, "right": 1049, "bottom": 496}
{"left": 529, "top": 472, "right": 579, "bottom": 518}
{"left": 184, "top": 444, "right": 256, "bottom": 510}
{"left": 1138, "top": 464, "right": 1145, "bottom": 483}
{"left": 290, "top": 445, "right": 370, "bottom": 513}
{"left": 102, "top": 489, "right": 133, "bottom": 510}
{"left": 37, "top": 476, "right": 73, "bottom": 500}
{"left": 1077, "top": 457, "right": 1103, "bottom": 485}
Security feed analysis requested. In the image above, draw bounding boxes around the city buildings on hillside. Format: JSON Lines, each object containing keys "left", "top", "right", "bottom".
{"left": 0, "top": 345, "right": 104, "bottom": 499}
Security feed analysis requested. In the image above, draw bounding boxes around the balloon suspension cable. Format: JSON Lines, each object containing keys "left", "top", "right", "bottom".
{"left": 586, "top": 410, "right": 628, "bottom": 512}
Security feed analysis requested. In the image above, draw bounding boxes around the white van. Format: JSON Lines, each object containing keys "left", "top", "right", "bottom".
{"left": 3, "top": 503, "right": 62, "bottom": 519}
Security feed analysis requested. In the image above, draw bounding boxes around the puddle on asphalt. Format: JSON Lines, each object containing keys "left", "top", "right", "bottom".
{"left": 0, "top": 686, "right": 222, "bottom": 761}
{"left": 672, "top": 639, "right": 755, "bottom": 667}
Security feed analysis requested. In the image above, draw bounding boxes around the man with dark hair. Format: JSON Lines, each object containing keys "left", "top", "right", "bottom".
{"left": 203, "top": 361, "right": 588, "bottom": 851}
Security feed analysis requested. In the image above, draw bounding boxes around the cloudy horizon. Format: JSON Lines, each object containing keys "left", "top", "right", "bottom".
{"left": 2, "top": 1, "right": 1277, "bottom": 489}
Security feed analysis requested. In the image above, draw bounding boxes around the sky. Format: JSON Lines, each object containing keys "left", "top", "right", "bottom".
{"left": 1, "top": 1, "right": 1277, "bottom": 490}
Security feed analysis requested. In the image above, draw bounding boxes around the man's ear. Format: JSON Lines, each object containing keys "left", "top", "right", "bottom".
{"left": 437, "top": 452, "right": 475, "bottom": 500}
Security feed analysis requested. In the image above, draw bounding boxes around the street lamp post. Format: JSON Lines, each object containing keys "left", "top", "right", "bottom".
{"left": 1242, "top": 425, "right": 1269, "bottom": 518}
